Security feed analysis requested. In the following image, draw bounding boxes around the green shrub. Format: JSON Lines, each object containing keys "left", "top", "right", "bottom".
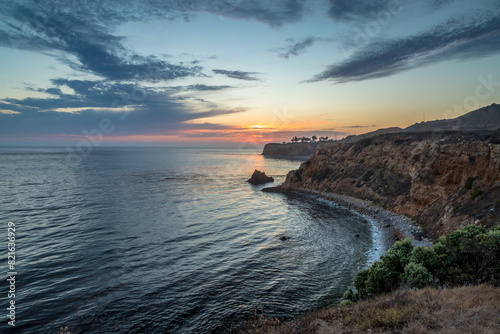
{"left": 358, "top": 138, "right": 373, "bottom": 147}
{"left": 464, "top": 176, "right": 478, "bottom": 190}
{"left": 410, "top": 246, "right": 439, "bottom": 273}
{"left": 353, "top": 269, "right": 369, "bottom": 299}
{"left": 366, "top": 261, "right": 400, "bottom": 294}
{"left": 403, "top": 262, "right": 432, "bottom": 289}
{"left": 471, "top": 188, "right": 482, "bottom": 200}
{"left": 381, "top": 238, "right": 414, "bottom": 272}
{"left": 342, "top": 225, "right": 500, "bottom": 304}
{"left": 342, "top": 288, "right": 355, "bottom": 304}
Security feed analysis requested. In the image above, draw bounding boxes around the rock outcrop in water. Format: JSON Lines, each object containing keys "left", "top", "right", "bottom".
{"left": 247, "top": 170, "right": 274, "bottom": 185}
{"left": 268, "top": 131, "right": 500, "bottom": 238}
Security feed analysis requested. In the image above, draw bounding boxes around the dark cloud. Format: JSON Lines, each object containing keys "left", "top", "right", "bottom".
{"left": 185, "top": 84, "right": 233, "bottom": 91}
{"left": 51, "top": 79, "right": 100, "bottom": 93}
{"left": 0, "top": 103, "right": 244, "bottom": 138}
{"left": 429, "top": 0, "right": 458, "bottom": 9}
{"left": 0, "top": 79, "right": 245, "bottom": 137}
{"left": 273, "top": 37, "right": 318, "bottom": 59}
{"left": 1, "top": 4, "right": 203, "bottom": 82}
{"left": 213, "top": 69, "right": 261, "bottom": 81}
{"left": 327, "top": 0, "right": 400, "bottom": 21}
{"left": 0, "top": 1, "right": 305, "bottom": 83}
{"left": 204, "top": 0, "right": 305, "bottom": 27}
{"left": 345, "top": 125, "right": 376, "bottom": 128}
{"left": 308, "top": 13, "right": 500, "bottom": 83}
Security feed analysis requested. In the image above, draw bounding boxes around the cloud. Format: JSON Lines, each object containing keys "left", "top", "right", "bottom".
{"left": 204, "top": 0, "right": 305, "bottom": 27}
{"left": 185, "top": 84, "right": 233, "bottom": 91}
{"left": 0, "top": 80, "right": 245, "bottom": 138}
{"left": 1, "top": 4, "right": 203, "bottom": 82}
{"left": 273, "top": 37, "right": 318, "bottom": 59}
{"left": 213, "top": 69, "right": 261, "bottom": 81}
{"left": 327, "top": 0, "right": 400, "bottom": 21}
{"left": 0, "top": 1, "right": 305, "bottom": 83}
{"left": 429, "top": 0, "right": 458, "bottom": 9}
{"left": 345, "top": 125, "right": 376, "bottom": 128}
{"left": 308, "top": 13, "right": 500, "bottom": 83}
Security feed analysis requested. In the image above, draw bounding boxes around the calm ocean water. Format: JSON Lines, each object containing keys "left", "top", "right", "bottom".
{"left": 0, "top": 147, "right": 382, "bottom": 333}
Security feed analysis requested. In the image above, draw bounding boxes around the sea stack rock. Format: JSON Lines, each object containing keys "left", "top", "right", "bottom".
{"left": 247, "top": 170, "right": 274, "bottom": 185}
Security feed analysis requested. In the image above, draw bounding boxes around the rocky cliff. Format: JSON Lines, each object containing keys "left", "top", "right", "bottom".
{"left": 272, "top": 131, "right": 500, "bottom": 238}
{"left": 262, "top": 142, "right": 331, "bottom": 157}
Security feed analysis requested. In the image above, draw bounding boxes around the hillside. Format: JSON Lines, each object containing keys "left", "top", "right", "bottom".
{"left": 245, "top": 285, "right": 500, "bottom": 334}
{"left": 266, "top": 131, "right": 500, "bottom": 238}
{"left": 405, "top": 103, "right": 500, "bottom": 132}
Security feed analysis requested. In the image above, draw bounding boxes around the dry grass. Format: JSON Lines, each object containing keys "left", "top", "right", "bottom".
{"left": 242, "top": 285, "right": 500, "bottom": 334}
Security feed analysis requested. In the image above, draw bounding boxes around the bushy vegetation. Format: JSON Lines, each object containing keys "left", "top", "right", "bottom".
{"left": 358, "top": 138, "right": 373, "bottom": 147}
{"left": 343, "top": 224, "right": 500, "bottom": 304}
{"left": 464, "top": 176, "right": 478, "bottom": 190}
{"left": 471, "top": 188, "right": 482, "bottom": 200}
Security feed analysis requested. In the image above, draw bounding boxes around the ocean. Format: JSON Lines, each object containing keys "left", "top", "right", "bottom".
{"left": 0, "top": 147, "right": 382, "bottom": 333}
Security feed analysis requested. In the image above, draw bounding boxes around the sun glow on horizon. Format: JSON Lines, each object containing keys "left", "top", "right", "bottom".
{"left": 246, "top": 124, "right": 268, "bottom": 130}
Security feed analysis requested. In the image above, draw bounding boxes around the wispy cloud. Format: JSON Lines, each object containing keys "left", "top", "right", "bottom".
{"left": 345, "top": 125, "right": 376, "bottom": 128}
{"left": 0, "top": 1, "right": 305, "bottom": 83}
{"left": 429, "top": 0, "right": 458, "bottom": 10}
{"left": 213, "top": 69, "right": 261, "bottom": 81}
{"left": 308, "top": 13, "right": 500, "bottom": 83}
{"left": 204, "top": 0, "right": 305, "bottom": 27}
{"left": 273, "top": 37, "right": 318, "bottom": 59}
{"left": 2, "top": 5, "right": 202, "bottom": 82}
{"left": 326, "top": 0, "right": 400, "bottom": 22}
{"left": 185, "top": 84, "right": 234, "bottom": 91}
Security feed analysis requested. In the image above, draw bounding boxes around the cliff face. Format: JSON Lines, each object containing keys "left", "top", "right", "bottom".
{"left": 279, "top": 131, "right": 500, "bottom": 238}
{"left": 262, "top": 142, "right": 331, "bottom": 157}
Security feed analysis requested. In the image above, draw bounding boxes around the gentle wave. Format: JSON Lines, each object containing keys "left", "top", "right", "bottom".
{"left": 0, "top": 147, "right": 378, "bottom": 333}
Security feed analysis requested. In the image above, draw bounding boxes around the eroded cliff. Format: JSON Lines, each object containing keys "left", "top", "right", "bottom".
{"left": 262, "top": 142, "right": 331, "bottom": 157}
{"left": 276, "top": 131, "right": 500, "bottom": 238}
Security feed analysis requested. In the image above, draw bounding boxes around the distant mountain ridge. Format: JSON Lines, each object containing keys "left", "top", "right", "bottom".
{"left": 404, "top": 103, "right": 500, "bottom": 132}
{"left": 342, "top": 103, "right": 500, "bottom": 143}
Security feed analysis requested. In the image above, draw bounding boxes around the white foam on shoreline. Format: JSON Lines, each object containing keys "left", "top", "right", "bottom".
{"left": 308, "top": 195, "right": 387, "bottom": 268}
{"left": 291, "top": 188, "right": 432, "bottom": 269}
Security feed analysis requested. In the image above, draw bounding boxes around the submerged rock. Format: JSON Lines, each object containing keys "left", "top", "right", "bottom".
{"left": 247, "top": 170, "right": 274, "bottom": 185}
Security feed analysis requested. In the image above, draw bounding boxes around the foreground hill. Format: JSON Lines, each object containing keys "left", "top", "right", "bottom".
{"left": 245, "top": 285, "right": 500, "bottom": 334}
{"left": 266, "top": 131, "right": 500, "bottom": 238}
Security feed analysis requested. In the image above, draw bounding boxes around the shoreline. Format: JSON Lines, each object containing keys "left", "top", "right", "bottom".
{"left": 264, "top": 187, "right": 432, "bottom": 251}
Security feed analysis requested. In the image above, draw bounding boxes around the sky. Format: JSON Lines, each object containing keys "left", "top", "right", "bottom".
{"left": 0, "top": 0, "right": 499, "bottom": 148}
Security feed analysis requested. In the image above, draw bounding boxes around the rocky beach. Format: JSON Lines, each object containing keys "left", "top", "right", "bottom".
{"left": 264, "top": 186, "right": 430, "bottom": 252}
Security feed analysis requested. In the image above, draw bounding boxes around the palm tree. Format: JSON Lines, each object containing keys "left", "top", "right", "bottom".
{"left": 312, "top": 135, "right": 317, "bottom": 141}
